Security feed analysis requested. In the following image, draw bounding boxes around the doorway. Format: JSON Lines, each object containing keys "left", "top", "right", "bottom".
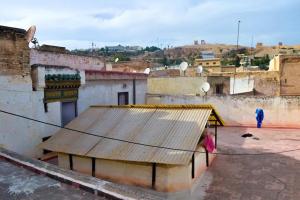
{"left": 118, "top": 92, "right": 129, "bottom": 105}
{"left": 61, "top": 101, "right": 77, "bottom": 127}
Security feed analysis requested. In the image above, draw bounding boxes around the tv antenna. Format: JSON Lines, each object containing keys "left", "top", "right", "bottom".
{"left": 144, "top": 68, "right": 150, "bottom": 74}
{"left": 179, "top": 62, "right": 188, "bottom": 76}
{"left": 196, "top": 65, "right": 203, "bottom": 76}
{"left": 25, "top": 25, "right": 36, "bottom": 43}
{"left": 201, "top": 82, "right": 210, "bottom": 95}
{"left": 25, "top": 25, "right": 39, "bottom": 48}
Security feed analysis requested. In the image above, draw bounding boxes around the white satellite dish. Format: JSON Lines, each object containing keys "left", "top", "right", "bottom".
{"left": 196, "top": 66, "right": 203, "bottom": 74}
{"left": 179, "top": 62, "right": 188, "bottom": 71}
{"left": 25, "top": 25, "right": 36, "bottom": 43}
{"left": 144, "top": 68, "right": 150, "bottom": 74}
{"left": 201, "top": 82, "right": 210, "bottom": 93}
{"left": 114, "top": 57, "right": 119, "bottom": 63}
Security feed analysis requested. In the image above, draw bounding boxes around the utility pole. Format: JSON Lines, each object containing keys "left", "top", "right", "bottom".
{"left": 236, "top": 20, "right": 241, "bottom": 51}
{"left": 234, "top": 20, "right": 241, "bottom": 94}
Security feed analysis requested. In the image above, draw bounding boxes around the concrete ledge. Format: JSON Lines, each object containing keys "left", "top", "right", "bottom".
{"left": 0, "top": 147, "right": 133, "bottom": 200}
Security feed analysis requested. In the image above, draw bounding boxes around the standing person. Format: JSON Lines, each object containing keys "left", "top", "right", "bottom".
{"left": 255, "top": 108, "right": 264, "bottom": 128}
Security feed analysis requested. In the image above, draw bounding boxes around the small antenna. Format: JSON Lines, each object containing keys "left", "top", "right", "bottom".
{"left": 91, "top": 42, "right": 96, "bottom": 56}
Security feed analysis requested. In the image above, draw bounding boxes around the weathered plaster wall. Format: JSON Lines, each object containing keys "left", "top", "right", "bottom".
{"left": 147, "top": 94, "right": 300, "bottom": 128}
{"left": 30, "top": 49, "right": 105, "bottom": 71}
{"left": 253, "top": 71, "right": 280, "bottom": 96}
{"left": 148, "top": 77, "right": 207, "bottom": 96}
{"left": 78, "top": 79, "right": 147, "bottom": 114}
{"left": 230, "top": 75, "right": 254, "bottom": 94}
{"left": 0, "top": 75, "right": 61, "bottom": 157}
{"left": 0, "top": 27, "right": 62, "bottom": 158}
{"left": 207, "top": 76, "right": 230, "bottom": 95}
{"left": 280, "top": 56, "right": 300, "bottom": 95}
{"left": 57, "top": 151, "right": 216, "bottom": 192}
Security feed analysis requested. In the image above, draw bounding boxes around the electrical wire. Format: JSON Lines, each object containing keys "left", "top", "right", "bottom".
{"left": 0, "top": 109, "right": 299, "bottom": 156}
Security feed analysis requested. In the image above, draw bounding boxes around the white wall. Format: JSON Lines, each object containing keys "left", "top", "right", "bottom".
{"left": 147, "top": 94, "right": 300, "bottom": 128}
{"left": 78, "top": 79, "right": 147, "bottom": 114}
{"left": 0, "top": 72, "right": 147, "bottom": 158}
{"left": 0, "top": 75, "right": 61, "bottom": 157}
{"left": 230, "top": 75, "right": 254, "bottom": 94}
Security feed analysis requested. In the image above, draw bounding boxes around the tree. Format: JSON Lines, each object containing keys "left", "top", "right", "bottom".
{"left": 235, "top": 56, "right": 241, "bottom": 67}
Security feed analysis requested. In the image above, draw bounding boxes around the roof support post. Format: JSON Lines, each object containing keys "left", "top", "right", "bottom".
{"left": 152, "top": 163, "right": 156, "bottom": 189}
{"left": 69, "top": 154, "right": 73, "bottom": 170}
{"left": 215, "top": 120, "right": 218, "bottom": 149}
{"left": 206, "top": 150, "right": 209, "bottom": 167}
{"left": 92, "top": 157, "right": 96, "bottom": 177}
{"left": 192, "top": 153, "right": 195, "bottom": 179}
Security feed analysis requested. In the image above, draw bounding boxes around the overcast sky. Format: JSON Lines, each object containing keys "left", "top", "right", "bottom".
{"left": 1, "top": 0, "right": 299, "bottom": 49}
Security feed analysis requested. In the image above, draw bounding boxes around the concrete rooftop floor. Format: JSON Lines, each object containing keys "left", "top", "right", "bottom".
{"left": 188, "top": 127, "right": 300, "bottom": 200}
{"left": 0, "top": 158, "right": 107, "bottom": 200}
{"left": 0, "top": 127, "right": 300, "bottom": 200}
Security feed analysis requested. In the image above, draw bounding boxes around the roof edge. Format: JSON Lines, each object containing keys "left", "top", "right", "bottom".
{"left": 90, "top": 104, "right": 214, "bottom": 109}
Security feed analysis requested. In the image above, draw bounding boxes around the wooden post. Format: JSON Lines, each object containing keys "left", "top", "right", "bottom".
{"left": 215, "top": 120, "right": 218, "bottom": 148}
{"left": 92, "top": 157, "right": 96, "bottom": 177}
{"left": 69, "top": 154, "right": 73, "bottom": 170}
{"left": 206, "top": 150, "right": 209, "bottom": 167}
{"left": 152, "top": 163, "right": 156, "bottom": 189}
{"left": 191, "top": 153, "right": 195, "bottom": 178}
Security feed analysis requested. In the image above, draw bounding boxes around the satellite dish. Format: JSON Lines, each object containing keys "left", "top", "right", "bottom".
{"left": 197, "top": 66, "right": 203, "bottom": 74}
{"left": 179, "top": 62, "right": 188, "bottom": 71}
{"left": 144, "top": 68, "right": 150, "bottom": 74}
{"left": 25, "top": 25, "right": 36, "bottom": 43}
{"left": 114, "top": 57, "right": 119, "bottom": 63}
{"left": 201, "top": 82, "right": 210, "bottom": 93}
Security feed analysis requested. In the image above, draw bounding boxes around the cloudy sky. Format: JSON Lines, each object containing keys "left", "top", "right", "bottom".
{"left": 1, "top": 0, "right": 299, "bottom": 49}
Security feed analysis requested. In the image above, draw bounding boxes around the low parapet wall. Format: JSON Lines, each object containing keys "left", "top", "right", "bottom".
{"left": 147, "top": 94, "right": 300, "bottom": 128}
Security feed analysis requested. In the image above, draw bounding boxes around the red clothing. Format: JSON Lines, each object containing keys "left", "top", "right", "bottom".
{"left": 203, "top": 134, "right": 215, "bottom": 153}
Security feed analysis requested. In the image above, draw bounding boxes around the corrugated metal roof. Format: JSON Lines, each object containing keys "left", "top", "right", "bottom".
{"left": 40, "top": 104, "right": 223, "bottom": 165}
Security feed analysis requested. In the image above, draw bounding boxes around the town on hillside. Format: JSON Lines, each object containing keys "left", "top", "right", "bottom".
{"left": 0, "top": 2, "right": 300, "bottom": 199}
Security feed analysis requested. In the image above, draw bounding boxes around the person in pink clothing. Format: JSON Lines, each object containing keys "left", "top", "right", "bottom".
{"left": 202, "top": 128, "right": 215, "bottom": 153}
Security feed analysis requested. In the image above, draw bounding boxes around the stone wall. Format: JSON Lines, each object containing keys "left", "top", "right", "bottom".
{"left": 0, "top": 26, "right": 30, "bottom": 75}
{"left": 147, "top": 94, "right": 300, "bottom": 128}
{"left": 280, "top": 56, "right": 300, "bottom": 95}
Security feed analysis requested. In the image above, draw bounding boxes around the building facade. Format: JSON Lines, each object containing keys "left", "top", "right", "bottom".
{"left": 0, "top": 25, "right": 148, "bottom": 158}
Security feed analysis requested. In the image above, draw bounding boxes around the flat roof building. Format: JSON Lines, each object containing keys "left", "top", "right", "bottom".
{"left": 40, "top": 104, "right": 224, "bottom": 192}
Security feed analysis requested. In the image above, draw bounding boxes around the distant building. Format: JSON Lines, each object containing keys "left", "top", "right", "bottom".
{"left": 256, "top": 42, "right": 263, "bottom": 49}
{"left": 105, "top": 45, "right": 143, "bottom": 53}
{"left": 194, "top": 40, "right": 199, "bottom": 45}
{"left": 194, "top": 58, "right": 221, "bottom": 73}
{"left": 200, "top": 51, "right": 215, "bottom": 59}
